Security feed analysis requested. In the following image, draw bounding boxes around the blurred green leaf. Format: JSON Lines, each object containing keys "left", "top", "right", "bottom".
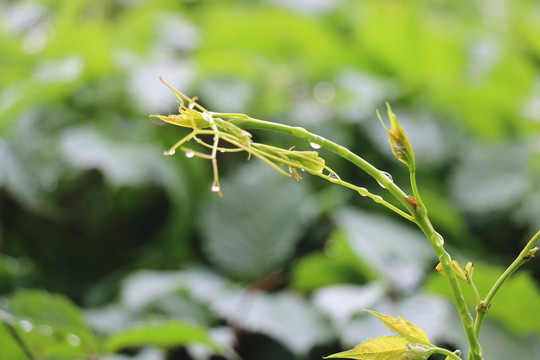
{"left": 1, "top": 289, "right": 98, "bottom": 359}
{"left": 200, "top": 163, "right": 317, "bottom": 279}
{"left": 235, "top": 291, "right": 334, "bottom": 356}
{"left": 425, "top": 261, "right": 540, "bottom": 336}
{"left": 103, "top": 320, "right": 219, "bottom": 354}
{"left": 450, "top": 142, "right": 528, "bottom": 214}
{"left": 0, "top": 322, "right": 28, "bottom": 360}
{"left": 334, "top": 208, "right": 433, "bottom": 291}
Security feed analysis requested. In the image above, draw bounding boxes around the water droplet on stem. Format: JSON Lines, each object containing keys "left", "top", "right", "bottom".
{"left": 67, "top": 334, "right": 81, "bottom": 347}
{"left": 211, "top": 185, "right": 220, "bottom": 193}
{"left": 19, "top": 320, "right": 33, "bottom": 333}
{"left": 382, "top": 171, "right": 393, "bottom": 182}
{"left": 185, "top": 151, "right": 195, "bottom": 158}
{"left": 435, "top": 232, "right": 444, "bottom": 245}
{"left": 328, "top": 173, "right": 339, "bottom": 182}
{"left": 310, "top": 142, "right": 321, "bottom": 149}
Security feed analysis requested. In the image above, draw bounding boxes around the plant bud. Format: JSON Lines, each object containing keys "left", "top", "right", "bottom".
{"left": 378, "top": 103, "right": 415, "bottom": 171}
{"left": 287, "top": 151, "right": 326, "bottom": 173}
{"left": 435, "top": 260, "right": 467, "bottom": 281}
{"left": 465, "top": 262, "right": 474, "bottom": 280}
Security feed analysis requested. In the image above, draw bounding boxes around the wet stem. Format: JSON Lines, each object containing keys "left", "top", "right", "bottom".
{"left": 228, "top": 116, "right": 484, "bottom": 360}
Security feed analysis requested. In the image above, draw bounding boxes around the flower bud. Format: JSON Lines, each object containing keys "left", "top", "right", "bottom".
{"left": 378, "top": 103, "right": 415, "bottom": 171}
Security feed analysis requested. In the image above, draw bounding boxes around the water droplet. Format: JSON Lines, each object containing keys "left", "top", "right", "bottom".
{"left": 163, "top": 149, "right": 176, "bottom": 156}
{"left": 377, "top": 171, "right": 394, "bottom": 188}
{"left": 435, "top": 232, "right": 445, "bottom": 245}
{"left": 211, "top": 185, "right": 220, "bottom": 193}
{"left": 185, "top": 151, "right": 195, "bottom": 158}
{"left": 382, "top": 171, "right": 393, "bottom": 182}
{"left": 66, "top": 334, "right": 81, "bottom": 347}
{"left": 328, "top": 173, "right": 339, "bottom": 182}
{"left": 19, "top": 320, "right": 33, "bottom": 333}
{"left": 309, "top": 142, "right": 321, "bottom": 149}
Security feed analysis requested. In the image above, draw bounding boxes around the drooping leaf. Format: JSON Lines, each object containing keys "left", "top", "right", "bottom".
{"left": 103, "top": 320, "right": 219, "bottom": 354}
{"left": 365, "top": 310, "right": 431, "bottom": 345}
{"left": 324, "top": 336, "right": 408, "bottom": 360}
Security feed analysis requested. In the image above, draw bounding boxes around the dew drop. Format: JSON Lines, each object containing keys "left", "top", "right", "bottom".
{"left": 378, "top": 171, "right": 394, "bottom": 188}
{"left": 19, "top": 320, "right": 33, "bottom": 333}
{"left": 67, "top": 334, "right": 81, "bottom": 347}
{"left": 435, "top": 232, "right": 445, "bottom": 245}
{"left": 309, "top": 142, "right": 321, "bottom": 149}
{"left": 185, "top": 151, "right": 195, "bottom": 158}
{"left": 211, "top": 185, "right": 220, "bottom": 193}
{"left": 328, "top": 173, "right": 339, "bottom": 182}
{"left": 164, "top": 149, "right": 176, "bottom": 156}
{"left": 382, "top": 171, "right": 393, "bottom": 182}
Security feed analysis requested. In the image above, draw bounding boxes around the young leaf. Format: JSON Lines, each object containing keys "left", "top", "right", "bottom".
{"left": 365, "top": 310, "right": 431, "bottom": 345}
{"left": 402, "top": 343, "right": 436, "bottom": 360}
{"left": 324, "top": 336, "right": 408, "bottom": 360}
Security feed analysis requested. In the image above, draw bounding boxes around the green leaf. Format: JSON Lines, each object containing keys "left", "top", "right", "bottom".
{"left": 200, "top": 163, "right": 316, "bottom": 279}
{"left": 2, "top": 289, "right": 98, "bottom": 359}
{"left": 0, "top": 323, "right": 29, "bottom": 360}
{"left": 103, "top": 320, "right": 219, "bottom": 354}
{"left": 365, "top": 310, "right": 431, "bottom": 345}
{"left": 324, "top": 336, "right": 408, "bottom": 360}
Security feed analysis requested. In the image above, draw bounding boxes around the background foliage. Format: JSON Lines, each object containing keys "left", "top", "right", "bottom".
{"left": 1, "top": 0, "right": 539, "bottom": 359}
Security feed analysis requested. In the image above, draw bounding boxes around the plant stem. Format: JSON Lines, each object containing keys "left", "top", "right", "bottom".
{"left": 434, "top": 347, "right": 462, "bottom": 360}
{"left": 412, "top": 214, "right": 482, "bottom": 360}
{"left": 228, "top": 116, "right": 483, "bottom": 360}
{"left": 474, "top": 230, "right": 540, "bottom": 337}
{"left": 409, "top": 170, "right": 426, "bottom": 210}
{"left": 228, "top": 117, "right": 415, "bottom": 211}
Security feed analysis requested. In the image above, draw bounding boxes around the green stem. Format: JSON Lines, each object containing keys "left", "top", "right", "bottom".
{"left": 228, "top": 117, "right": 414, "bottom": 212}
{"left": 409, "top": 170, "right": 426, "bottom": 210}
{"left": 474, "top": 230, "right": 540, "bottom": 337}
{"left": 413, "top": 214, "right": 482, "bottom": 360}
{"left": 228, "top": 116, "right": 483, "bottom": 360}
{"left": 434, "top": 347, "right": 462, "bottom": 360}
{"left": 468, "top": 278, "right": 482, "bottom": 311}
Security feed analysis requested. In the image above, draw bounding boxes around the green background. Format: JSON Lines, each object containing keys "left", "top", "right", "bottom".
{"left": 1, "top": 1, "right": 539, "bottom": 359}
